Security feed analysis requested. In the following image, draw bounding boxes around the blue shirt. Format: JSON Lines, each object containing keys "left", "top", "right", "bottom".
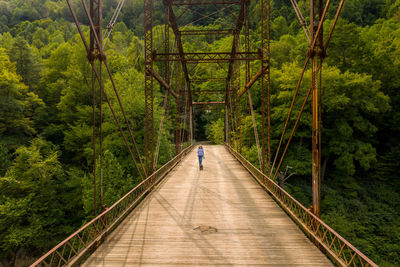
{"left": 197, "top": 148, "right": 204, "bottom": 156}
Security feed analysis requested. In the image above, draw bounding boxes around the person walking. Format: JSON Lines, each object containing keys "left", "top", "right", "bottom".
{"left": 197, "top": 145, "right": 204, "bottom": 170}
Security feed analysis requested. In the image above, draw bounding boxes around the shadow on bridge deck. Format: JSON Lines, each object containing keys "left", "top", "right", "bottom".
{"left": 83, "top": 145, "right": 332, "bottom": 266}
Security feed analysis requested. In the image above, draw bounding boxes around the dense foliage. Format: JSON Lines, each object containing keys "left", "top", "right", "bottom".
{"left": 0, "top": 0, "right": 399, "bottom": 266}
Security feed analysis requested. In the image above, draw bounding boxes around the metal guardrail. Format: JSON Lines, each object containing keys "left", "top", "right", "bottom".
{"left": 225, "top": 143, "right": 378, "bottom": 267}
{"left": 31, "top": 144, "right": 194, "bottom": 267}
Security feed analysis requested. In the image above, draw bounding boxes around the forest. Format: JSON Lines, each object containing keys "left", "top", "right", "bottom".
{"left": 0, "top": 0, "right": 399, "bottom": 266}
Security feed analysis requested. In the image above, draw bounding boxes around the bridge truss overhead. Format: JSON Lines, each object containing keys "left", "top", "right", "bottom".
{"left": 143, "top": 0, "right": 272, "bottom": 175}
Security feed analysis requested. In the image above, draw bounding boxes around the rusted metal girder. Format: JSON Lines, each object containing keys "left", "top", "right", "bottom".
{"left": 224, "top": 0, "right": 246, "bottom": 146}
{"left": 226, "top": 0, "right": 246, "bottom": 82}
{"left": 191, "top": 78, "right": 226, "bottom": 82}
{"left": 149, "top": 69, "right": 179, "bottom": 98}
{"left": 180, "top": 29, "right": 234, "bottom": 35}
{"left": 194, "top": 89, "right": 231, "bottom": 94}
{"left": 198, "top": 107, "right": 218, "bottom": 110}
{"left": 144, "top": 0, "right": 154, "bottom": 174}
{"left": 163, "top": 0, "right": 193, "bottom": 153}
{"left": 154, "top": 51, "right": 260, "bottom": 62}
{"left": 237, "top": 0, "right": 249, "bottom": 153}
{"left": 311, "top": 0, "right": 323, "bottom": 218}
{"left": 153, "top": 10, "right": 172, "bottom": 170}
{"left": 248, "top": 90, "right": 263, "bottom": 169}
{"left": 290, "top": 0, "right": 311, "bottom": 44}
{"left": 172, "top": 0, "right": 241, "bottom": 5}
{"left": 163, "top": 0, "right": 192, "bottom": 104}
{"left": 89, "top": 0, "right": 102, "bottom": 217}
{"left": 237, "top": 66, "right": 265, "bottom": 97}
{"left": 193, "top": 101, "right": 225, "bottom": 105}
{"left": 260, "top": 0, "right": 271, "bottom": 174}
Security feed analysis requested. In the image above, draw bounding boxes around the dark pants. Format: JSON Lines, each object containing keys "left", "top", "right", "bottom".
{"left": 198, "top": 156, "right": 203, "bottom": 165}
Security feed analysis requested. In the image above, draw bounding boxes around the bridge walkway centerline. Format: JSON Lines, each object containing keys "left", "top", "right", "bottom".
{"left": 83, "top": 145, "right": 333, "bottom": 266}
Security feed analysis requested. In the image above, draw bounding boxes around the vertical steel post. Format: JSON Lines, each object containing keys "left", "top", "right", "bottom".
{"left": 260, "top": 0, "right": 271, "bottom": 174}
{"left": 190, "top": 105, "right": 193, "bottom": 143}
{"left": 175, "top": 99, "right": 181, "bottom": 153}
{"left": 310, "top": 0, "right": 322, "bottom": 217}
{"left": 233, "top": 37, "right": 240, "bottom": 150}
{"left": 153, "top": 10, "right": 171, "bottom": 170}
{"left": 318, "top": 0, "right": 324, "bottom": 216}
{"left": 225, "top": 80, "right": 230, "bottom": 144}
{"left": 89, "top": 0, "right": 102, "bottom": 216}
{"left": 144, "top": 0, "right": 154, "bottom": 174}
{"left": 239, "top": 0, "right": 250, "bottom": 154}
{"left": 175, "top": 67, "right": 182, "bottom": 154}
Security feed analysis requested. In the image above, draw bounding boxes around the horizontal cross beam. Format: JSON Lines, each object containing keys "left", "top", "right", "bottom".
{"left": 180, "top": 29, "right": 234, "bottom": 35}
{"left": 154, "top": 51, "right": 261, "bottom": 62}
{"left": 194, "top": 90, "right": 230, "bottom": 94}
{"left": 190, "top": 78, "right": 226, "bottom": 82}
{"left": 172, "top": 0, "right": 241, "bottom": 5}
{"left": 192, "top": 101, "right": 225, "bottom": 105}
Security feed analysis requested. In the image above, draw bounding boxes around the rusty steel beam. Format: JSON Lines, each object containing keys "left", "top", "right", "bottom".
{"left": 144, "top": 0, "right": 154, "bottom": 174}
{"left": 193, "top": 101, "right": 225, "bottom": 105}
{"left": 180, "top": 29, "right": 234, "bottom": 35}
{"left": 226, "top": 0, "right": 246, "bottom": 82}
{"left": 190, "top": 78, "right": 226, "bottom": 82}
{"left": 237, "top": 0, "right": 249, "bottom": 153}
{"left": 198, "top": 107, "right": 218, "bottom": 110}
{"left": 237, "top": 66, "right": 265, "bottom": 97}
{"left": 224, "top": 0, "right": 246, "bottom": 146}
{"left": 290, "top": 0, "right": 311, "bottom": 44}
{"left": 89, "top": 0, "right": 102, "bottom": 217}
{"left": 311, "top": 0, "right": 323, "bottom": 218}
{"left": 154, "top": 10, "right": 171, "bottom": 169}
{"left": 172, "top": 0, "right": 241, "bottom": 5}
{"left": 154, "top": 51, "right": 260, "bottom": 62}
{"left": 150, "top": 69, "right": 179, "bottom": 98}
{"left": 260, "top": 0, "right": 271, "bottom": 174}
{"left": 163, "top": 0, "right": 192, "bottom": 104}
{"left": 194, "top": 89, "right": 230, "bottom": 94}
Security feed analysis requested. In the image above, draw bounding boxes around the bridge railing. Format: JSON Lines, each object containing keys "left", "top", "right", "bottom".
{"left": 225, "top": 144, "right": 378, "bottom": 267}
{"left": 31, "top": 144, "right": 194, "bottom": 267}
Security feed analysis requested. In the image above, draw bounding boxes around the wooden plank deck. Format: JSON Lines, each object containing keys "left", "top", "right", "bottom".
{"left": 83, "top": 145, "right": 333, "bottom": 266}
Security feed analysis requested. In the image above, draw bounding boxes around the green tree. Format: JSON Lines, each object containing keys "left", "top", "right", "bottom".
{"left": 8, "top": 36, "right": 42, "bottom": 89}
{"left": 0, "top": 47, "right": 43, "bottom": 149}
{"left": 0, "top": 138, "right": 83, "bottom": 263}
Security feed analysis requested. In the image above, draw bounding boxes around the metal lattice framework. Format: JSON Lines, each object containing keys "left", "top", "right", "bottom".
{"left": 154, "top": 51, "right": 261, "bottom": 62}
{"left": 29, "top": 0, "right": 379, "bottom": 266}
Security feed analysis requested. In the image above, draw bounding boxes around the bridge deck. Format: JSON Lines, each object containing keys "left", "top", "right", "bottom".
{"left": 83, "top": 145, "right": 332, "bottom": 266}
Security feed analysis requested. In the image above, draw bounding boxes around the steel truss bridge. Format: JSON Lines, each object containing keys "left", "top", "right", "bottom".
{"left": 31, "top": 0, "right": 378, "bottom": 266}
